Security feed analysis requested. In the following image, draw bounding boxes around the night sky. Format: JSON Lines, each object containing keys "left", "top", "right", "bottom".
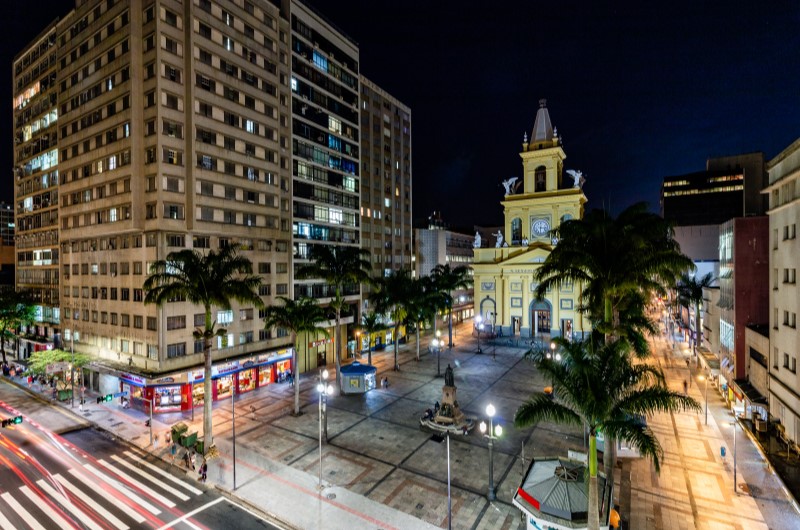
{"left": 5, "top": 1, "right": 800, "bottom": 227}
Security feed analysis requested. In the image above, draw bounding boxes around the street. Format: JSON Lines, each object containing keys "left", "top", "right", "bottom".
{"left": 0, "top": 385, "right": 278, "bottom": 530}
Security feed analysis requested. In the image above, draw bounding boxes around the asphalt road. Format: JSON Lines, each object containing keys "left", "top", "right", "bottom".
{"left": 0, "top": 383, "right": 279, "bottom": 530}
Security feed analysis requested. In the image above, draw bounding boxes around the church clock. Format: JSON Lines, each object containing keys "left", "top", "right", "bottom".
{"left": 532, "top": 218, "right": 550, "bottom": 237}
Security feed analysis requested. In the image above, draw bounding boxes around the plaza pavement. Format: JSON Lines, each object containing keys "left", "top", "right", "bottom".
{"left": 4, "top": 319, "right": 800, "bottom": 529}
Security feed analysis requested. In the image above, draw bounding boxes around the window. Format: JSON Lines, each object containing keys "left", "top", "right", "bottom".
{"left": 167, "top": 315, "right": 186, "bottom": 330}
{"left": 218, "top": 310, "right": 233, "bottom": 324}
{"left": 240, "top": 308, "right": 253, "bottom": 321}
{"left": 167, "top": 233, "right": 185, "bottom": 246}
{"left": 164, "top": 10, "right": 178, "bottom": 27}
{"left": 167, "top": 343, "right": 186, "bottom": 358}
{"left": 147, "top": 317, "right": 157, "bottom": 331}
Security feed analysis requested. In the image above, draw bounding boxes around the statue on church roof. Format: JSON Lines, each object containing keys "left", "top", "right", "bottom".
{"left": 474, "top": 231, "right": 481, "bottom": 248}
{"left": 502, "top": 177, "right": 519, "bottom": 196}
{"left": 566, "top": 169, "right": 585, "bottom": 189}
{"left": 494, "top": 230, "right": 504, "bottom": 248}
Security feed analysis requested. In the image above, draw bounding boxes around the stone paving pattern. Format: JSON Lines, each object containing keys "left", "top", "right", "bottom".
{"left": 4, "top": 318, "right": 799, "bottom": 529}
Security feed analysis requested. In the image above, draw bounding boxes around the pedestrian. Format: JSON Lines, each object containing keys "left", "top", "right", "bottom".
{"left": 183, "top": 450, "right": 191, "bottom": 468}
{"left": 683, "top": 380, "right": 688, "bottom": 395}
{"left": 27, "top": 374, "right": 33, "bottom": 388}
{"left": 190, "top": 450, "right": 196, "bottom": 471}
{"left": 199, "top": 458, "right": 208, "bottom": 482}
{"left": 79, "top": 399, "right": 83, "bottom": 412}
{"left": 434, "top": 401, "right": 440, "bottom": 413}
{"left": 170, "top": 441, "right": 177, "bottom": 464}
{"left": 153, "top": 432, "right": 159, "bottom": 449}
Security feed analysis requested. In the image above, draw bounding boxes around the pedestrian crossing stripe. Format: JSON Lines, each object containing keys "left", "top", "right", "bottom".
{"left": 110, "top": 455, "right": 191, "bottom": 501}
{"left": 84, "top": 463, "right": 162, "bottom": 515}
{"left": 0, "top": 503, "right": 16, "bottom": 530}
{"left": 123, "top": 450, "right": 203, "bottom": 495}
{"left": 35, "top": 478, "right": 106, "bottom": 530}
{"left": 67, "top": 468, "right": 147, "bottom": 524}
{"left": 97, "top": 458, "right": 178, "bottom": 508}
{"left": 54, "top": 474, "right": 130, "bottom": 530}
{"left": 1, "top": 491, "right": 48, "bottom": 530}
{"left": 20, "top": 484, "right": 74, "bottom": 529}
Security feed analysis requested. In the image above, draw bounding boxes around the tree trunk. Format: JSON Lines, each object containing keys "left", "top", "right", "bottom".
{"left": 1, "top": 341, "right": 6, "bottom": 365}
{"left": 448, "top": 303, "right": 454, "bottom": 348}
{"left": 368, "top": 336, "right": 373, "bottom": 367}
{"left": 588, "top": 433, "right": 600, "bottom": 530}
{"left": 416, "top": 326, "right": 420, "bottom": 361}
{"left": 293, "top": 334, "right": 301, "bottom": 415}
{"left": 334, "top": 310, "right": 342, "bottom": 392}
{"left": 694, "top": 301, "right": 700, "bottom": 356}
{"left": 393, "top": 324, "right": 400, "bottom": 370}
{"left": 203, "top": 338, "right": 213, "bottom": 454}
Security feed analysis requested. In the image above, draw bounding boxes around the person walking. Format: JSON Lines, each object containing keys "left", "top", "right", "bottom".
{"left": 189, "top": 450, "right": 196, "bottom": 471}
{"left": 199, "top": 458, "right": 208, "bottom": 482}
{"left": 170, "top": 441, "right": 177, "bottom": 464}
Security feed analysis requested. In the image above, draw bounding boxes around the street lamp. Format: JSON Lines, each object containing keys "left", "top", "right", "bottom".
{"left": 698, "top": 374, "right": 709, "bottom": 425}
{"left": 479, "top": 404, "right": 503, "bottom": 501}
{"left": 317, "top": 369, "right": 333, "bottom": 489}
{"left": 731, "top": 420, "right": 738, "bottom": 493}
{"left": 476, "top": 315, "right": 483, "bottom": 354}
{"left": 355, "top": 331, "right": 361, "bottom": 359}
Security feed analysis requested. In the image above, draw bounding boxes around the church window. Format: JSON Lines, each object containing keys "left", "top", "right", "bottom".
{"left": 535, "top": 166, "right": 546, "bottom": 192}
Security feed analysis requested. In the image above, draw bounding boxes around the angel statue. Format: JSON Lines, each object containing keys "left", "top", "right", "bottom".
{"left": 502, "top": 177, "right": 519, "bottom": 195}
{"left": 494, "top": 230, "right": 504, "bottom": 248}
{"left": 566, "top": 169, "right": 585, "bottom": 189}
{"left": 474, "top": 231, "right": 481, "bottom": 248}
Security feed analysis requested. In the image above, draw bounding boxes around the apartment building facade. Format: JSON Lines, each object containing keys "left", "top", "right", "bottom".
{"left": 766, "top": 138, "right": 800, "bottom": 447}
{"left": 13, "top": 22, "right": 60, "bottom": 355}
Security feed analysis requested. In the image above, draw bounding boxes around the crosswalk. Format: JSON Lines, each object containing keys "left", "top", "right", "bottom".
{"left": 0, "top": 450, "right": 204, "bottom": 530}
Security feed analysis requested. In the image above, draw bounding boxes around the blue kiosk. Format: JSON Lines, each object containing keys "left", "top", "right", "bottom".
{"left": 339, "top": 362, "right": 377, "bottom": 395}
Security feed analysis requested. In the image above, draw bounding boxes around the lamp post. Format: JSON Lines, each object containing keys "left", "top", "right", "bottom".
{"left": 698, "top": 374, "right": 708, "bottom": 425}
{"left": 446, "top": 433, "right": 452, "bottom": 530}
{"left": 70, "top": 330, "right": 75, "bottom": 408}
{"left": 479, "top": 404, "right": 503, "bottom": 501}
{"left": 355, "top": 331, "right": 361, "bottom": 359}
{"left": 232, "top": 382, "right": 237, "bottom": 490}
{"left": 317, "top": 370, "right": 333, "bottom": 489}
{"left": 731, "top": 420, "right": 738, "bottom": 493}
{"left": 546, "top": 342, "right": 561, "bottom": 392}
{"left": 476, "top": 315, "right": 483, "bottom": 354}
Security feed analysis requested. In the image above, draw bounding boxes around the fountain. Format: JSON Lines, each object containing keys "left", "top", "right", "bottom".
{"left": 419, "top": 364, "right": 475, "bottom": 435}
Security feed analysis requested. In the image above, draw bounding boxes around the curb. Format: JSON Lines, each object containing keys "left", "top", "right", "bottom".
{"left": 736, "top": 417, "right": 800, "bottom": 515}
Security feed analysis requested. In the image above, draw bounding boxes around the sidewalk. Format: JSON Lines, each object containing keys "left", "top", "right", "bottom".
{"left": 620, "top": 326, "right": 799, "bottom": 530}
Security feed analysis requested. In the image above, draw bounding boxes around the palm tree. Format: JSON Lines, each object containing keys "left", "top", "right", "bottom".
{"left": 0, "top": 287, "right": 36, "bottom": 365}
{"left": 359, "top": 311, "right": 385, "bottom": 367}
{"left": 515, "top": 337, "right": 698, "bottom": 530}
{"left": 534, "top": 202, "right": 694, "bottom": 503}
{"left": 262, "top": 297, "right": 329, "bottom": 415}
{"left": 369, "top": 269, "right": 415, "bottom": 371}
{"left": 676, "top": 272, "right": 716, "bottom": 356}
{"left": 143, "top": 245, "right": 262, "bottom": 454}
{"left": 431, "top": 264, "right": 473, "bottom": 348}
{"left": 535, "top": 202, "right": 693, "bottom": 341}
{"left": 404, "top": 276, "right": 435, "bottom": 362}
{"left": 296, "top": 246, "right": 372, "bottom": 391}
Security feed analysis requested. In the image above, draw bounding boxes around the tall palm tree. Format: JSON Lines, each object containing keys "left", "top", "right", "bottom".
{"left": 676, "top": 272, "right": 716, "bottom": 356}
{"left": 359, "top": 311, "right": 385, "bottom": 367}
{"left": 535, "top": 202, "right": 693, "bottom": 341}
{"left": 370, "top": 269, "right": 415, "bottom": 371}
{"left": 515, "top": 337, "right": 698, "bottom": 530}
{"left": 534, "top": 202, "right": 694, "bottom": 504}
{"left": 296, "top": 246, "right": 372, "bottom": 391}
{"left": 431, "top": 264, "right": 473, "bottom": 348}
{"left": 143, "top": 245, "right": 262, "bottom": 454}
{"left": 404, "top": 276, "right": 435, "bottom": 362}
{"left": 262, "top": 296, "right": 329, "bottom": 415}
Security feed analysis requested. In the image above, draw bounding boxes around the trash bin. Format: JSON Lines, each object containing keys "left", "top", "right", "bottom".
{"left": 172, "top": 422, "right": 189, "bottom": 443}
{"left": 181, "top": 431, "right": 198, "bottom": 448}
{"left": 195, "top": 437, "right": 204, "bottom": 455}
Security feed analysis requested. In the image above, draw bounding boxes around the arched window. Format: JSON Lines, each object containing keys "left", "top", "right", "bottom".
{"left": 511, "top": 218, "right": 522, "bottom": 245}
{"left": 535, "top": 166, "right": 546, "bottom": 192}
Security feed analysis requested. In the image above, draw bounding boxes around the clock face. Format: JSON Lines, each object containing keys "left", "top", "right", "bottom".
{"left": 532, "top": 219, "right": 550, "bottom": 237}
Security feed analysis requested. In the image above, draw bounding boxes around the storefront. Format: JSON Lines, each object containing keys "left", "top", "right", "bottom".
{"left": 115, "top": 349, "right": 293, "bottom": 413}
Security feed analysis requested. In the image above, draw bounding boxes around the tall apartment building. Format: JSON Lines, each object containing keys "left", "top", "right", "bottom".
{"left": 288, "top": 0, "right": 362, "bottom": 368}
{"left": 0, "top": 204, "right": 16, "bottom": 285}
{"left": 359, "top": 76, "right": 412, "bottom": 283}
{"left": 14, "top": 0, "right": 410, "bottom": 412}
{"left": 14, "top": 0, "right": 296, "bottom": 412}
{"left": 766, "top": 138, "right": 800, "bottom": 448}
{"left": 13, "top": 23, "right": 60, "bottom": 355}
